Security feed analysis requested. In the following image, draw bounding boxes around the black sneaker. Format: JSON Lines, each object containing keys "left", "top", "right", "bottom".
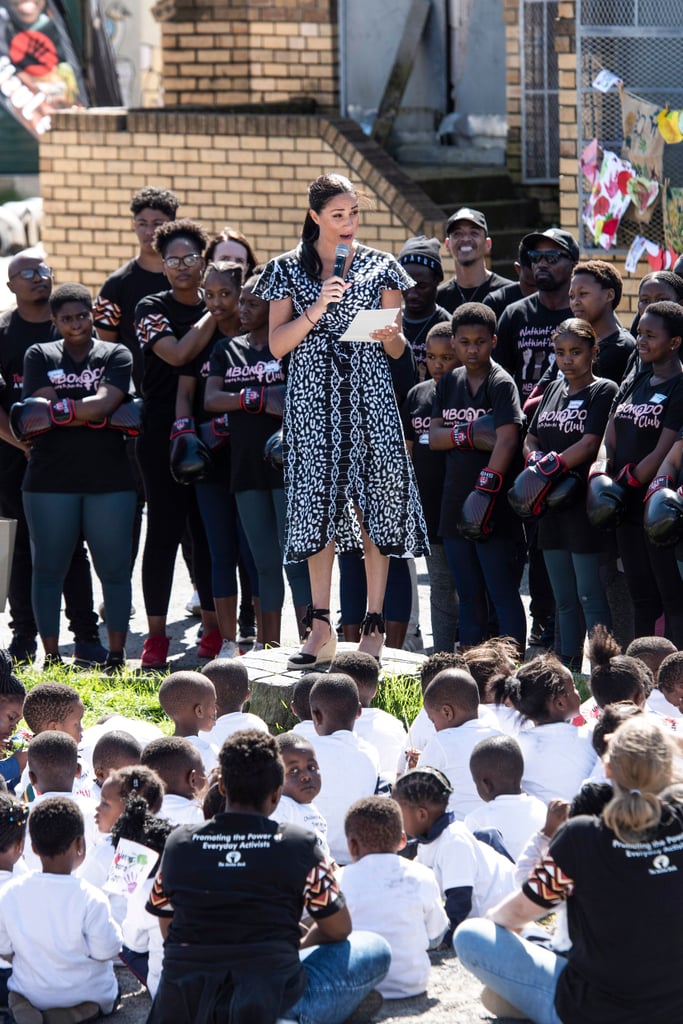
{"left": 43, "top": 653, "right": 65, "bottom": 669}
{"left": 8, "top": 633, "right": 37, "bottom": 666}
{"left": 103, "top": 651, "right": 126, "bottom": 675}
{"left": 529, "top": 619, "right": 554, "bottom": 647}
{"left": 73, "top": 637, "right": 108, "bottom": 668}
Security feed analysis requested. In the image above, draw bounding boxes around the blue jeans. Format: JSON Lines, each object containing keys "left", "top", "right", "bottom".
{"left": 287, "top": 932, "right": 391, "bottom": 1024}
{"left": 195, "top": 477, "right": 257, "bottom": 599}
{"left": 339, "top": 552, "right": 412, "bottom": 623}
{"left": 23, "top": 490, "right": 136, "bottom": 636}
{"left": 443, "top": 535, "right": 526, "bottom": 648}
{"left": 235, "top": 489, "right": 310, "bottom": 612}
{"left": 543, "top": 549, "right": 610, "bottom": 662}
{"left": 454, "top": 920, "right": 566, "bottom": 1024}
{"left": 425, "top": 542, "right": 458, "bottom": 652}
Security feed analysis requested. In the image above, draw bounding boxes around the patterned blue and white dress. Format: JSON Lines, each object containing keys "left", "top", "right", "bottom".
{"left": 255, "top": 243, "right": 429, "bottom": 563}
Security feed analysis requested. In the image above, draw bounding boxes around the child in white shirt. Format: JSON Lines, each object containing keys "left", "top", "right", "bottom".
{"left": 0, "top": 794, "right": 29, "bottom": 1013}
{"left": 339, "top": 796, "right": 447, "bottom": 998}
{"left": 159, "top": 670, "right": 219, "bottom": 773}
{"left": 0, "top": 796, "right": 121, "bottom": 1020}
{"left": 654, "top": 651, "right": 683, "bottom": 720}
{"left": 330, "top": 652, "right": 407, "bottom": 782}
{"left": 626, "top": 636, "right": 680, "bottom": 720}
{"left": 20, "top": 682, "right": 94, "bottom": 800}
{"left": 508, "top": 655, "right": 597, "bottom": 804}
{"left": 90, "top": 729, "right": 142, "bottom": 789}
{"left": 271, "top": 733, "right": 329, "bottom": 857}
{"left": 141, "top": 736, "right": 205, "bottom": 825}
{"left": 394, "top": 767, "right": 516, "bottom": 944}
{"left": 308, "top": 674, "right": 380, "bottom": 865}
{"left": 290, "top": 674, "right": 325, "bottom": 745}
{"left": 464, "top": 734, "right": 547, "bottom": 861}
{"left": 24, "top": 731, "right": 98, "bottom": 872}
{"left": 417, "top": 669, "right": 502, "bottom": 819}
{"left": 203, "top": 658, "right": 268, "bottom": 748}
{"left": 400, "top": 653, "right": 468, "bottom": 774}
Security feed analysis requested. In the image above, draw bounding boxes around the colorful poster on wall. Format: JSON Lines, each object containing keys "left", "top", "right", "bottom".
{"left": 582, "top": 149, "right": 634, "bottom": 250}
{"left": 0, "top": 0, "right": 88, "bottom": 138}
{"left": 663, "top": 181, "right": 683, "bottom": 253}
{"left": 620, "top": 86, "right": 664, "bottom": 225}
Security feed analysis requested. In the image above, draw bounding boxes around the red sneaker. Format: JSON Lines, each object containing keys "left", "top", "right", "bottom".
{"left": 141, "top": 634, "right": 170, "bottom": 669}
{"left": 197, "top": 627, "right": 223, "bottom": 659}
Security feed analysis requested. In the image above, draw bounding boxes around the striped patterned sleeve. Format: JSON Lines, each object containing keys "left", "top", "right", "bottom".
{"left": 303, "top": 857, "right": 346, "bottom": 919}
{"left": 522, "top": 853, "right": 575, "bottom": 908}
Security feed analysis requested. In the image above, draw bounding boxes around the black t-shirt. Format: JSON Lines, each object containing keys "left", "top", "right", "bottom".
{"left": 0, "top": 308, "right": 58, "bottom": 472}
{"left": 208, "top": 335, "right": 286, "bottom": 492}
{"left": 437, "top": 271, "right": 513, "bottom": 314}
{"left": 432, "top": 362, "right": 524, "bottom": 539}
{"left": 135, "top": 290, "right": 206, "bottom": 430}
{"left": 402, "top": 305, "right": 450, "bottom": 381}
{"left": 525, "top": 808, "right": 683, "bottom": 1024}
{"left": 94, "top": 260, "right": 168, "bottom": 394}
{"left": 495, "top": 294, "right": 571, "bottom": 402}
{"left": 529, "top": 377, "right": 617, "bottom": 552}
{"left": 147, "top": 811, "right": 343, "bottom": 948}
{"left": 21, "top": 339, "right": 134, "bottom": 494}
{"left": 402, "top": 379, "right": 446, "bottom": 541}
{"left": 483, "top": 281, "right": 525, "bottom": 320}
{"left": 596, "top": 325, "right": 636, "bottom": 385}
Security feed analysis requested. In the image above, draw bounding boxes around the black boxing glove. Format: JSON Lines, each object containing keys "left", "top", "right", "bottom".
{"left": 450, "top": 414, "right": 497, "bottom": 453}
{"left": 169, "top": 417, "right": 211, "bottom": 484}
{"left": 108, "top": 397, "right": 143, "bottom": 436}
{"left": 508, "top": 451, "right": 568, "bottom": 519}
{"left": 198, "top": 414, "right": 231, "bottom": 452}
{"left": 458, "top": 467, "right": 502, "bottom": 541}
{"left": 614, "top": 462, "right": 641, "bottom": 489}
{"left": 50, "top": 397, "right": 76, "bottom": 425}
{"left": 9, "top": 397, "right": 53, "bottom": 442}
{"left": 644, "top": 476, "right": 683, "bottom": 547}
{"left": 586, "top": 464, "right": 625, "bottom": 530}
{"left": 240, "top": 387, "right": 265, "bottom": 413}
{"left": 545, "top": 471, "right": 583, "bottom": 512}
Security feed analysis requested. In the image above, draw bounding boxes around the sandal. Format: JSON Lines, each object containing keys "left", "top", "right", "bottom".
{"left": 357, "top": 611, "right": 385, "bottom": 662}
{"left": 287, "top": 607, "right": 337, "bottom": 670}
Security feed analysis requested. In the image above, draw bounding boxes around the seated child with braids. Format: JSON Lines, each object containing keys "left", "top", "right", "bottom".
{"left": 393, "top": 767, "right": 515, "bottom": 945}
{"left": 338, "top": 797, "right": 447, "bottom": 998}
{"left": 0, "top": 651, "right": 27, "bottom": 793}
{"left": 0, "top": 794, "right": 29, "bottom": 1013}
{"left": 115, "top": 796, "right": 175, "bottom": 998}
{"left": 80, "top": 765, "right": 165, "bottom": 924}
{"left": 507, "top": 655, "right": 596, "bottom": 804}
{"left": 0, "top": 797, "right": 121, "bottom": 1023}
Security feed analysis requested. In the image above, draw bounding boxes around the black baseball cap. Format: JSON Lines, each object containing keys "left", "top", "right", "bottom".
{"left": 445, "top": 207, "right": 488, "bottom": 235}
{"left": 522, "top": 228, "right": 580, "bottom": 262}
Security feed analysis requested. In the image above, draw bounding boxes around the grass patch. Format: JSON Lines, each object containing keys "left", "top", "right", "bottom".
{"left": 374, "top": 671, "right": 422, "bottom": 730}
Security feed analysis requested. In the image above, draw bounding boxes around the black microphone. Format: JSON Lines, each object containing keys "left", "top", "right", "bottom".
{"left": 327, "top": 243, "right": 350, "bottom": 311}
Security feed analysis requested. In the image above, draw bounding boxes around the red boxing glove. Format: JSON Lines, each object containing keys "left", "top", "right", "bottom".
{"left": 614, "top": 463, "right": 641, "bottom": 489}
{"left": 508, "top": 452, "right": 567, "bottom": 519}
{"left": 50, "top": 397, "right": 76, "bottom": 425}
{"left": 240, "top": 387, "right": 265, "bottom": 414}
{"left": 450, "top": 421, "right": 475, "bottom": 450}
{"left": 525, "top": 450, "right": 544, "bottom": 467}
{"left": 458, "top": 467, "right": 502, "bottom": 541}
{"left": 86, "top": 417, "right": 108, "bottom": 429}
{"left": 644, "top": 475, "right": 673, "bottom": 503}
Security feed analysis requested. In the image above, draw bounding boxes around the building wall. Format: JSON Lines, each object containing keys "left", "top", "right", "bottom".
{"left": 39, "top": 109, "right": 445, "bottom": 292}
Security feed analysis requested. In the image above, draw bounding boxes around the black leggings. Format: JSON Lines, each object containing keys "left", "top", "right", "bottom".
{"left": 136, "top": 428, "right": 213, "bottom": 618}
{"left": 616, "top": 515, "right": 683, "bottom": 647}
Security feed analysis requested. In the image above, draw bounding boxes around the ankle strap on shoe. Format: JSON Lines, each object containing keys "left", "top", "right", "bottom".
{"left": 361, "top": 612, "right": 385, "bottom": 636}
{"left": 302, "top": 606, "right": 331, "bottom": 630}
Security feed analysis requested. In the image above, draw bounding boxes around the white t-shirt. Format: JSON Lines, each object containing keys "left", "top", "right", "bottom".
{"left": 292, "top": 720, "right": 319, "bottom": 743}
{"left": 121, "top": 876, "right": 163, "bottom": 998}
{"left": 338, "top": 853, "right": 447, "bottom": 998}
{"left": 209, "top": 711, "right": 268, "bottom": 748}
{"left": 464, "top": 792, "right": 548, "bottom": 862}
{"left": 417, "top": 719, "right": 503, "bottom": 820}
{"left": 354, "top": 708, "right": 407, "bottom": 782}
{"left": 647, "top": 687, "right": 682, "bottom": 721}
{"left": 518, "top": 722, "right": 597, "bottom": 804}
{"left": 270, "top": 794, "right": 329, "bottom": 858}
{"left": 308, "top": 730, "right": 380, "bottom": 865}
{"left": 24, "top": 791, "right": 99, "bottom": 872}
{"left": 160, "top": 794, "right": 204, "bottom": 826}
{"left": 76, "top": 834, "right": 127, "bottom": 924}
{"left": 185, "top": 732, "right": 219, "bottom": 774}
{"left": 0, "top": 872, "right": 121, "bottom": 1011}
{"left": 417, "top": 820, "right": 516, "bottom": 917}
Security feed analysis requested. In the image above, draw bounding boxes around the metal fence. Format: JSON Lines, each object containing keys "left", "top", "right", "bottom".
{"left": 520, "top": 0, "right": 560, "bottom": 183}
{"left": 577, "top": 0, "right": 683, "bottom": 252}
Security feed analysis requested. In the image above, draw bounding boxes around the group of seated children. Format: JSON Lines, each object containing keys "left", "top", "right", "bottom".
{"left": 0, "top": 629, "right": 681, "bottom": 1021}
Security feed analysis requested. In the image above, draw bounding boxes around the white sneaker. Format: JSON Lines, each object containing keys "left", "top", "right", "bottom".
{"left": 185, "top": 590, "right": 201, "bottom": 615}
{"left": 219, "top": 639, "right": 239, "bottom": 659}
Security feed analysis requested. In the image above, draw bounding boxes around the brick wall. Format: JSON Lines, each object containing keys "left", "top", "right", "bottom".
{"left": 40, "top": 108, "right": 445, "bottom": 293}
{"left": 159, "top": 1, "right": 338, "bottom": 112}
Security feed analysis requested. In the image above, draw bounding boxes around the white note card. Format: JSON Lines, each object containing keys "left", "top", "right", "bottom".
{"left": 338, "top": 309, "right": 399, "bottom": 342}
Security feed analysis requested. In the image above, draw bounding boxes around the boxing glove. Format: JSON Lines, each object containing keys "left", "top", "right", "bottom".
{"left": 240, "top": 387, "right": 265, "bottom": 413}
{"left": 264, "top": 429, "right": 284, "bottom": 470}
{"left": 508, "top": 451, "right": 568, "bottom": 518}
{"left": 644, "top": 476, "right": 683, "bottom": 547}
{"left": 50, "top": 397, "right": 76, "bottom": 425}
{"left": 545, "top": 471, "right": 583, "bottom": 512}
{"left": 586, "top": 466, "right": 625, "bottom": 530}
{"left": 169, "top": 417, "right": 211, "bottom": 484}
{"left": 451, "top": 414, "right": 496, "bottom": 452}
{"left": 614, "top": 462, "right": 642, "bottom": 490}
{"left": 198, "top": 414, "right": 231, "bottom": 452}
{"left": 264, "top": 385, "right": 285, "bottom": 418}
{"left": 108, "top": 397, "right": 143, "bottom": 436}
{"left": 9, "top": 397, "right": 53, "bottom": 442}
{"left": 457, "top": 467, "right": 502, "bottom": 541}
